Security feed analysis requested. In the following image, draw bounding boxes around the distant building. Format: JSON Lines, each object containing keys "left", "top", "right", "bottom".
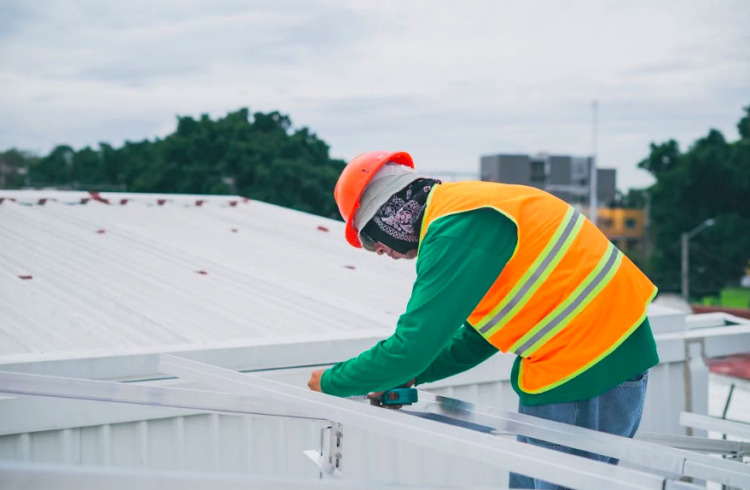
{"left": 596, "top": 208, "right": 646, "bottom": 255}
{"left": 480, "top": 153, "right": 617, "bottom": 206}
{"left": 480, "top": 153, "right": 644, "bottom": 253}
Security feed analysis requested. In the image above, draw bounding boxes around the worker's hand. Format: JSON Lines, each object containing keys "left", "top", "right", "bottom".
{"left": 367, "top": 379, "right": 415, "bottom": 409}
{"left": 307, "top": 369, "right": 326, "bottom": 392}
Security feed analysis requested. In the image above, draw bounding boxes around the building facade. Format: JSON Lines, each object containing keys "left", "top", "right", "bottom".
{"left": 596, "top": 207, "right": 647, "bottom": 255}
{"left": 480, "top": 153, "right": 617, "bottom": 206}
{"left": 479, "top": 153, "right": 648, "bottom": 255}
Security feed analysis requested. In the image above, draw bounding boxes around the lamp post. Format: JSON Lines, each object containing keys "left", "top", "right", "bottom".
{"left": 681, "top": 218, "right": 716, "bottom": 302}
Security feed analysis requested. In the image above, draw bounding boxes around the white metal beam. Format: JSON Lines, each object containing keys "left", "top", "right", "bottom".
{"left": 0, "top": 333, "right": 387, "bottom": 381}
{"left": 158, "top": 355, "right": 695, "bottom": 490}
{"left": 0, "top": 396, "right": 200, "bottom": 436}
{"left": 0, "top": 366, "right": 706, "bottom": 489}
{"left": 0, "top": 370, "right": 321, "bottom": 422}
{"left": 637, "top": 432, "right": 750, "bottom": 455}
{"left": 681, "top": 412, "right": 750, "bottom": 439}
{"left": 1, "top": 318, "right": 747, "bottom": 387}
{"left": 0, "top": 366, "right": 737, "bottom": 489}
{"left": 412, "top": 392, "right": 750, "bottom": 488}
{"left": 686, "top": 312, "right": 750, "bottom": 329}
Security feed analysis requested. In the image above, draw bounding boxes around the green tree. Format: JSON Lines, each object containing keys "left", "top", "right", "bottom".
{"left": 30, "top": 145, "right": 75, "bottom": 186}
{"left": 8, "top": 108, "right": 345, "bottom": 218}
{"left": 0, "top": 148, "right": 37, "bottom": 189}
{"left": 639, "top": 105, "right": 750, "bottom": 299}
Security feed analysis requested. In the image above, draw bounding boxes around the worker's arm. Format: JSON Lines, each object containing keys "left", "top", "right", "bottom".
{"left": 320, "top": 209, "right": 517, "bottom": 396}
{"left": 413, "top": 322, "right": 497, "bottom": 385}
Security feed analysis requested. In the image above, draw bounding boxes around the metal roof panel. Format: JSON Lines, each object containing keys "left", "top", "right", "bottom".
{"left": 0, "top": 192, "right": 416, "bottom": 361}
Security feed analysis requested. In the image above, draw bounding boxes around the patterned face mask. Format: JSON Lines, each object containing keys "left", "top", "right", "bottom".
{"left": 361, "top": 178, "right": 440, "bottom": 254}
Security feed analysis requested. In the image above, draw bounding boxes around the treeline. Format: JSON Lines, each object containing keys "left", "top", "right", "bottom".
{"left": 636, "top": 105, "right": 750, "bottom": 299}
{"left": 0, "top": 108, "right": 346, "bottom": 218}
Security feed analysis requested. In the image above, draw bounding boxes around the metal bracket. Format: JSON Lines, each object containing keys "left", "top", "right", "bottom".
{"left": 304, "top": 422, "right": 343, "bottom": 479}
{"left": 327, "top": 422, "right": 344, "bottom": 472}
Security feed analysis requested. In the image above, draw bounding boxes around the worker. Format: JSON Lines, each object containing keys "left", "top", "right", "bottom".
{"left": 307, "top": 151, "right": 659, "bottom": 488}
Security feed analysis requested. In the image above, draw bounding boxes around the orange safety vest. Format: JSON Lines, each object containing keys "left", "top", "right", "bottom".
{"left": 419, "top": 181, "right": 657, "bottom": 394}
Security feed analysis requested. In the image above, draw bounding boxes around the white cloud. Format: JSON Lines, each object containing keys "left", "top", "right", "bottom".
{"left": 1, "top": 0, "right": 748, "bottom": 191}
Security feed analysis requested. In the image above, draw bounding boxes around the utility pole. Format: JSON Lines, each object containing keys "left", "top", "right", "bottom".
{"left": 681, "top": 218, "right": 716, "bottom": 302}
{"left": 590, "top": 100, "right": 598, "bottom": 226}
{"left": 681, "top": 233, "right": 689, "bottom": 302}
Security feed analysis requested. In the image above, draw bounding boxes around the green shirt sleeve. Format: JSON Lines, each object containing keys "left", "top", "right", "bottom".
{"left": 414, "top": 322, "right": 498, "bottom": 385}
{"left": 321, "top": 208, "right": 518, "bottom": 396}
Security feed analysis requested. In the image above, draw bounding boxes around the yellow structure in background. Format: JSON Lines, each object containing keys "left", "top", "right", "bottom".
{"left": 596, "top": 208, "right": 646, "bottom": 255}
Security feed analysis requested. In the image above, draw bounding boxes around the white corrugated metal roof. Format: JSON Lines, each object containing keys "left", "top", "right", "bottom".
{"left": 0, "top": 191, "right": 415, "bottom": 362}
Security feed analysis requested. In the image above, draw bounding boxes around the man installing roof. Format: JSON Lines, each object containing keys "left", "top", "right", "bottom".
{"left": 307, "top": 150, "right": 659, "bottom": 489}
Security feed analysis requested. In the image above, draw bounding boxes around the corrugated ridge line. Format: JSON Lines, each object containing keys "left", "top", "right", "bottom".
{"left": 56, "top": 203, "right": 386, "bottom": 335}
{"left": 196, "top": 203, "right": 416, "bottom": 321}
{"left": 1, "top": 202, "right": 398, "bottom": 354}
{"left": 0, "top": 232, "right": 178, "bottom": 352}
{"left": 0, "top": 204, "right": 286, "bottom": 343}
{"left": 0, "top": 283, "right": 46, "bottom": 354}
{"left": 53, "top": 201, "right": 408, "bottom": 333}
{"left": 0, "top": 205, "right": 256, "bottom": 347}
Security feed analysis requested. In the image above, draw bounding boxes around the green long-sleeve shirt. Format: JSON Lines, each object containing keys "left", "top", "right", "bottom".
{"left": 321, "top": 207, "right": 659, "bottom": 405}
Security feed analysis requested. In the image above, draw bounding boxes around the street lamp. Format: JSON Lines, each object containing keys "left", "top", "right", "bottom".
{"left": 681, "top": 218, "right": 716, "bottom": 302}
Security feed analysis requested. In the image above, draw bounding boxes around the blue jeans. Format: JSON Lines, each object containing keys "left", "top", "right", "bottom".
{"left": 508, "top": 371, "right": 649, "bottom": 489}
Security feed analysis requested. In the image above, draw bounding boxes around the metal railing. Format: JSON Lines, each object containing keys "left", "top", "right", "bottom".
{"left": 1, "top": 356, "right": 749, "bottom": 489}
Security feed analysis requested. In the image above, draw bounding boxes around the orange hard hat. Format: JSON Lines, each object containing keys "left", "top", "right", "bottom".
{"left": 334, "top": 150, "right": 414, "bottom": 248}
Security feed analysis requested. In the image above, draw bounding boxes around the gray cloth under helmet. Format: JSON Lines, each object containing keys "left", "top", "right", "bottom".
{"left": 353, "top": 163, "right": 421, "bottom": 243}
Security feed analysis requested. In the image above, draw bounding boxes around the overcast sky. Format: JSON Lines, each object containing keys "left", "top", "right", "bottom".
{"left": 1, "top": 0, "right": 748, "bottom": 191}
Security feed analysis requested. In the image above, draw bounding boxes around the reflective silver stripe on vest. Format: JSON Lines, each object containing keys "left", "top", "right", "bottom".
{"left": 513, "top": 245, "right": 621, "bottom": 356}
{"left": 478, "top": 208, "right": 582, "bottom": 334}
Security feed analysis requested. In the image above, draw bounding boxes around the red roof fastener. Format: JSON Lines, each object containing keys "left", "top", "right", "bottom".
{"left": 18, "top": 275, "right": 33, "bottom": 280}
{"left": 196, "top": 270, "right": 208, "bottom": 275}
{"left": 317, "top": 226, "right": 329, "bottom": 232}
{"left": 344, "top": 265, "right": 356, "bottom": 270}
{"left": 89, "top": 192, "right": 110, "bottom": 204}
